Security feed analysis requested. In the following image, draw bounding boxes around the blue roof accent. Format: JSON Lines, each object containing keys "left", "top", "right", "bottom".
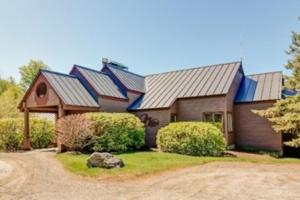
{"left": 235, "top": 76, "right": 257, "bottom": 102}
{"left": 127, "top": 94, "right": 145, "bottom": 110}
{"left": 282, "top": 89, "right": 298, "bottom": 98}
{"left": 235, "top": 71, "right": 282, "bottom": 103}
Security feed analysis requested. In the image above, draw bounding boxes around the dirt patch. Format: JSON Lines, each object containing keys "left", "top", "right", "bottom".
{"left": 0, "top": 151, "right": 300, "bottom": 200}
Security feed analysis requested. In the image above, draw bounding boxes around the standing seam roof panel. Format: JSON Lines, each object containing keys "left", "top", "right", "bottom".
{"left": 182, "top": 67, "right": 209, "bottom": 97}
{"left": 261, "top": 73, "right": 273, "bottom": 100}
{"left": 270, "top": 73, "right": 281, "bottom": 99}
{"left": 214, "top": 64, "right": 234, "bottom": 94}
{"left": 206, "top": 64, "right": 229, "bottom": 95}
{"left": 43, "top": 73, "right": 70, "bottom": 104}
{"left": 253, "top": 74, "right": 266, "bottom": 101}
{"left": 107, "top": 66, "right": 145, "bottom": 93}
{"left": 178, "top": 67, "right": 206, "bottom": 98}
{"left": 57, "top": 76, "right": 83, "bottom": 105}
{"left": 76, "top": 67, "right": 126, "bottom": 99}
{"left": 129, "top": 61, "right": 242, "bottom": 110}
{"left": 162, "top": 69, "right": 199, "bottom": 108}
{"left": 42, "top": 71, "right": 99, "bottom": 107}
{"left": 234, "top": 71, "right": 282, "bottom": 103}
{"left": 87, "top": 71, "right": 116, "bottom": 97}
{"left": 220, "top": 63, "right": 240, "bottom": 94}
{"left": 199, "top": 65, "right": 223, "bottom": 96}
{"left": 191, "top": 65, "right": 217, "bottom": 96}
{"left": 154, "top": 69, "right": 195, "bottom": 108}
{"left": 143, "top": 71, "right": 184, "bottom": 108}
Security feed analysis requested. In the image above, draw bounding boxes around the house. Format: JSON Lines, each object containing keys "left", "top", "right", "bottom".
{"left": 19, "top": 59, "right": 283, "bottom": 152}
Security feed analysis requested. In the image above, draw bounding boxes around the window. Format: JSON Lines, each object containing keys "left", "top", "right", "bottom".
{"left": 227, "top": 113, "right": 233, "bottom": 132}
{"left": 171, "top": 113, "right": 177, "bottom": 122}
{"left": 36, "top": 82, "right": 47, "bottom": 98}
{"left": 203, "top": 112, "right": 223, "bottom": 123}
{"left": 203, "top": 112, "right": 223, "bottom": 131}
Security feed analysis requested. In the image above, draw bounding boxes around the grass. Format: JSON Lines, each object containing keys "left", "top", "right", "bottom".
{"left": 56, "top": 151, "right": 300, "bottom": 179}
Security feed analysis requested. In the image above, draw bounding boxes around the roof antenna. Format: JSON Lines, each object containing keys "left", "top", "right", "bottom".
{"left": 239, "top": 32, "right": 243, "bottom": 62}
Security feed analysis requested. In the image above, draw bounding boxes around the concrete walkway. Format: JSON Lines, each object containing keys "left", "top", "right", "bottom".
{"left": 1, "top": 151, "right": 300, "bottom": 200}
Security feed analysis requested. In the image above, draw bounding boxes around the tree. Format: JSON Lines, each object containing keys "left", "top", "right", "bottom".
{"left": 19, "top": 59, "right": 49, "bottom": 91}
{"left": 0, "top": 84, "right": 24, "bottom": 118}
{"left": 253, "top": 18, "right": 300, "bottom": 147}
{"left": 0, "top": 76, "right": 15, "bottom": 95}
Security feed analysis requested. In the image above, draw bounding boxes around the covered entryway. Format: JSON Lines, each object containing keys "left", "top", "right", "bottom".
{"left": 18, "top": 70, "right": 100, "bottom": 150}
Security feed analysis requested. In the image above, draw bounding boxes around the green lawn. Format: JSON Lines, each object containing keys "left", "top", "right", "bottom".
{"left": 56, "top": 151, "right": 300, "bottom": 179}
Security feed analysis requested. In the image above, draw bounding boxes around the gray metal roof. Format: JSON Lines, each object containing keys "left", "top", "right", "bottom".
{"left": 41, "top": 70, "right": 99, "bottom": 107}
{"left": 106, "top": 66, "right": 145, "bottom": 93}
{"left": 74, "top": 66, "right": 126, "bottom": 99}
{"left": 235, "top": 71, "right": 282, "bottom": 103}
{"left": 129, "top": 61, "right": 241, "bottom": 110}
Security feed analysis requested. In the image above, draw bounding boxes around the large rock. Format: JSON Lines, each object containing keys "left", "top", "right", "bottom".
{"left": 86, "top": 152, "right": 124, "bottom": 169}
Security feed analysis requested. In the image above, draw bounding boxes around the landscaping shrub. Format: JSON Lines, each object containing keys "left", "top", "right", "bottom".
{"left": 157, "top": 122, "right": 226, "bottom": 156}
{"left": 30, "top": 118, "right": 55, "bottom": 149}
{"left": 0, "top": 118, "right": 55, "bottom": 151}
{"left": 87, "top": 113, "right": 145, "bottom": 152}
{"left": 56, "top": 114, "right": 95, "bottom": 151}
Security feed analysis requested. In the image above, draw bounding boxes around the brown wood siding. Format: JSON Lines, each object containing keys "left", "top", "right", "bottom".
{"left": 234, "top": 101, "right": 282, "bottom": 151}
{"left": 26, "top": 74, "right": 60, "bottom": 108}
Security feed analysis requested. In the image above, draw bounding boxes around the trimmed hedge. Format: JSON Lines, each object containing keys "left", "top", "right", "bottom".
{"left": 87, "top": 113, "right": 145, "bottom": 152}
{"left": 0, "top": 118, "right": 55, "bottom": 151}
{"left": 157, "top": 122, "right": 226, "bottom": 156}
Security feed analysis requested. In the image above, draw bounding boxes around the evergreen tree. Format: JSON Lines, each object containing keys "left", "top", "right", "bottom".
{"left": 254, "top": 18, "right": 300, "bottom": 147}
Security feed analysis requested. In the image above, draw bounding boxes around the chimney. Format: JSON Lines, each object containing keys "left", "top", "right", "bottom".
{"left": 102, "top": 58, "right": 109, "bottom": 67}
{"left": 101, "top": 58, "right": 129, "bottom": 71}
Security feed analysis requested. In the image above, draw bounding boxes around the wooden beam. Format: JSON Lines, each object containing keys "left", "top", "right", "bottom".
{"left": 58, "top": 103, "right": 65, "bottom": 119}
{"left": 22, "top": 105, "right": 31, "bottom": 150}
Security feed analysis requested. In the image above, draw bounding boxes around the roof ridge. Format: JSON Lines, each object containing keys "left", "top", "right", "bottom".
{"left": 247, "top": 71, "right": 282, "bottom": 77}
{"left": 146, "top": 61, "right": 241, "bottom": 77}
{"left": 41, "top": 69, "right": 77, "bottom": 78}
{"left": 107, "top": 65, "right": 145, "bottom": 78}
{"left": 73, "top": 64, "right": 109, "bottom": 76}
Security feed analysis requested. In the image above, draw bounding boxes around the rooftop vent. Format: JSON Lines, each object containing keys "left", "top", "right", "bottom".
{"left": 102, "top": 58, "right": 129, "bottom": 71}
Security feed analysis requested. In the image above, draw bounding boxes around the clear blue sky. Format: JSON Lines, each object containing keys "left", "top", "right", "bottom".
{"left": 0, "top": 0, "right": 299, "bottom": 81}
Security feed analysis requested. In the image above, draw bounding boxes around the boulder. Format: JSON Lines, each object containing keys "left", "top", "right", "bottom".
{"left": 86, "top": 152, "right": 124, "bottom": 169}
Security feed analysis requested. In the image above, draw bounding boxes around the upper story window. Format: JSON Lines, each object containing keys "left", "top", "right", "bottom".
{"left": 36, "top": 82, "right": 47, "bottom": 98}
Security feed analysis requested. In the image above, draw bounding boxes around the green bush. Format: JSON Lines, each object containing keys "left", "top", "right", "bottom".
{"left": 30, "top": 118, "right": 55, "bottom": 149}
{"left": 0, "top": 118, "right": 23, "bottom": 151}
{"left": 0, "top": 118, "right": 55, "bottom": 151}
{"left": 87, "top": 113, "right": 145, "bottom": 152}
{"left": 157, "top": 122, "right": 226, "bottom": 156}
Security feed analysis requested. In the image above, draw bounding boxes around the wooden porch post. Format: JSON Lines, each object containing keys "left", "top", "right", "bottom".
{"left": 23, "top": 105, "right": 31, "bottom": 150}
{"left": 57, "top": 103, "right": 66, "bottom": 152}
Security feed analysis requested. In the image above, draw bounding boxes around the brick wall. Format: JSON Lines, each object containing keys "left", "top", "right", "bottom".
{"left": 99, "top": 97, "right": 128, "bottom": 112}
{"left": 234, "top": 101, "right": 282, "bottom": 151}
{"left": 132, "top": 109, "right": 171, "bottom": 147}
{"left": 176, "top": 96, "right": 226, "bottom": 121}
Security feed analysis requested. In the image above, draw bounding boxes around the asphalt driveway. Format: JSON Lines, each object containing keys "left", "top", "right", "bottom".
{"left": 1, "top": 150, "right": 300, "bottom": 200}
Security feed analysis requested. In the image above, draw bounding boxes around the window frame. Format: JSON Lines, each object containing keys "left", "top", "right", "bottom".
{"left": 203, "top": 111, "right": 224, "bottom": 131}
